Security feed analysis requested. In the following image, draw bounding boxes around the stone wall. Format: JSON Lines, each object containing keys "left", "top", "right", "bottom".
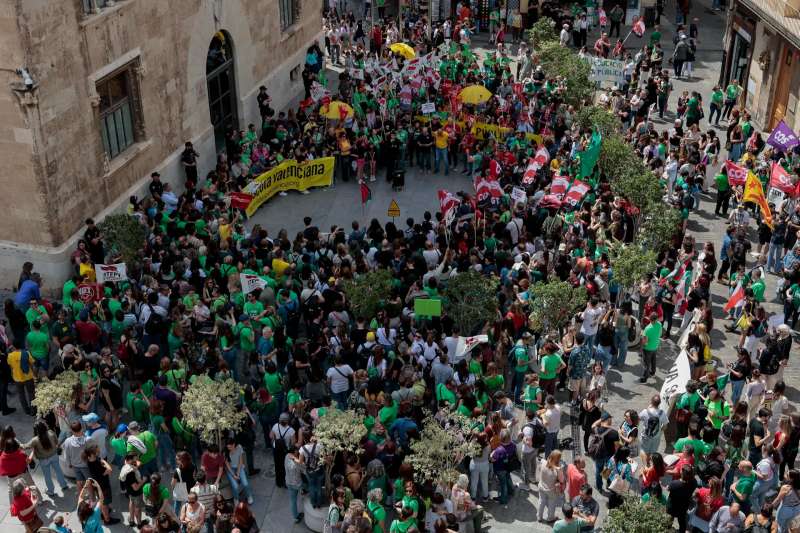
{"left": 0, "top": 0, "right": 322, "bottom": 289}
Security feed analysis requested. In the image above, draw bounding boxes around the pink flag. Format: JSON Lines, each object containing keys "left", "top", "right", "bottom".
{"left": 724, "top": 283, "right": 745, "bottom": 313}
{"left": 564, "top": 179, "right": 590, "bottom": 207}
{"left": 522, "top": 158, "right": 538, "bottom": 184}
{"left": 632, "top": 18, "right": 646, "bottom": 37}
{"left": 770, "top": 162, "right": 796, "bottom": 196}
{"left": 551, "top": 176, "right": 570, "bottom": 199}
{"left": 438, "top": 189, "right": 461, "bottom": 215}
{"left": 725, "top": 160, "right": 748, "bottom": 187}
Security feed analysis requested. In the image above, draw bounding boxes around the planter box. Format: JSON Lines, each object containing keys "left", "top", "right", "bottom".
{"left": 304, "top": 498, "right": 326, "bottom": 532}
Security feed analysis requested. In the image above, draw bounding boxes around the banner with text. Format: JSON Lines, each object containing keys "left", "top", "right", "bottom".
{"left": 588, "top": 57, "right": 626, "bottom": 86}
{"left": 244, "top": 158, "right": 335, "bottom": 217}
{"left": 94, "top": 263, "right": 127, "bottom": 284}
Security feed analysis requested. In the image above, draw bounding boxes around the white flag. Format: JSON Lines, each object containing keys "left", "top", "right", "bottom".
{"left": 240, "top": 273, "right": 267, "bottom": 294}
{"left": 94, "top": 263, "right": 127, "bottom": 284}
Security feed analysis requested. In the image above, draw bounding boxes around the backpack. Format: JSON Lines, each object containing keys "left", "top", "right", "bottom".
{"left": 587, "top": 427, "right": 610, "bottom": 459}
{"left": 305, "top": 442, "right": 323, "bottom": 474}
{"left": 274, "top": 426, "right": 290, "bottom": 455}
{"left": 144, "top": 305, "right": 167, "bottom": 336}
{"left": 523, "top": 420, "right": 547, "bottom": 448}
{"left": 643, "top": 411, "right": 661, "bottom": 439}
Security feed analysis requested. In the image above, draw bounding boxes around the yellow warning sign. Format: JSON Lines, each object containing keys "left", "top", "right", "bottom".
{"left": 388, "top": 199, "right": 401, "bottom": 217}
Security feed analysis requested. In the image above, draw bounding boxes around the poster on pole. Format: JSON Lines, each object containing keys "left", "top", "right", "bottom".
{"left": 94, "top": 263, "right": 128, "bottom": 284}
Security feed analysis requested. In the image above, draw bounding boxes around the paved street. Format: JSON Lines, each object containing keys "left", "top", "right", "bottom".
{"left": 1, "top": 2, "right": 795, "bottom": 533}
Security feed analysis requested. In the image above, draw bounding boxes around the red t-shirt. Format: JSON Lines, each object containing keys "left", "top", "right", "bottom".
{"left": 566, "top": 463, "right": 588, "bottom": 500}
{"left": 10, "top": 488, "right": 35, "bottom": 522}
{"left": 201, "top": 452, "right": 225, "bottom": 479}
{"left": 0, "top": 450, "right": 28, "bottom": 477}
{"left": 694, "top": 487, "right": 724, "bottom": 521}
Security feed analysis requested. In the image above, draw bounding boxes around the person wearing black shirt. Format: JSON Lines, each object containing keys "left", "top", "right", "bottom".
{"left": 148, "top": 172, "right": 164, "bottom": 200}
{"left": 84, "top": 218, "right": 104, "bottom": 264}
{"left": 180, "top": 142, "right": 199, "bottom": 184}
{"left": 590, "top": 413, "right": 619, "bottom": 492}
{"left": 749, "top": 409, "right": 771, "bottom": 464}
{"left": 256, "top": 86, "right": 273, "bottom": 123}
{"left": 667, "top": 465, "right": 698, "bottom": 532}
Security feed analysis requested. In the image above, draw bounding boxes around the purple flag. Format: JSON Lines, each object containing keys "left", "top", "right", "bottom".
{"left": 766, "top": 120, "right": 800, "bottom": 152}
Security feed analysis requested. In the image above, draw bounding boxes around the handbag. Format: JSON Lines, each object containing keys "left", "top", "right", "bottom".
{"left": 608, "top": 463, "right": 630, "bottom": 494}
{"left": 173, "top": 467, "right": 189, "bottom": 501}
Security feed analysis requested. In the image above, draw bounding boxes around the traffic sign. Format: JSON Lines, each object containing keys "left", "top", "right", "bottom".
{"left": 388, "top": 199, "right": 401, "bottom": 217}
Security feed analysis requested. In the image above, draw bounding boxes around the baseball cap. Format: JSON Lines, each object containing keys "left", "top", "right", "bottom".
{"left": 116, "top": 423, "right": 128, "bottom": 434}
{"left": 127, "top": 421, "right": 140, "bottom": 432}
{"left": 239, "top": 314, "right": 250, "bottom": 322}
{"left": 82, "top": 413, "right": 100, "bottom": 425}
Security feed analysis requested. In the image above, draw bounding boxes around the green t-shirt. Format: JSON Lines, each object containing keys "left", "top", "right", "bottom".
{"left": 484, "top": 374, "right": 504, "bottom": 393}
{"left": 244, "top": 300, "right": 265, "bottom": 320}
{"left": 139, "top": 431, "right": 157, "bottom": 464}
{"left": 287, "top": 389, "right": 302, "bottom": 406}
{"left": 553, "top": 518, "right": 588, "bottom": 533}
{"left": 436, "top": 383, "right": 457, "bottom": 405}
{"left": 733, "top": 472, "right": 756, "bottom": 501}
{"left": 751, "top": 279, "right": 766, "bottom": 302}
{"left": 673, "top": 437, "right": 711, "bottom": 461}
{"left": 715, "top": 172, "right": 729, "bottom": 192}
{"left": 514, "top": 345, "right": 529, "bottom": 373}
{"left": 368, "top": 500, "right": 387, "bottom": 533}
{"left": 541, "top": 353, "right": 563, "bottom": 380}
{"left": 264, "top": 372, "right": 283, "bottom": 395}
{"left": 62, "top": 279, "right": 77, "bottom": 304}
{"left": 25, "top": 305, "right": 48, "bottom": 327}
{"left": 726, "top": 84, "right": 740, "bottom": 100}
{"left": 110, "top": 436, "right": 127, "bottom": 459}
{"left": 126, "top": 392, "right": 150, "bottom": 424}
{"left": 705, "top": 398, "right": 730, "bottom": 429}
{"left": 379, "top": 403, "right": 399, "bottom": 427}
{"left": 238, "top": 324, "right": 256, "bottom": 351}
{"left": 711, "top": 89, "right": 724, "bottom": 105}
{"left": 25, "top": 330, "right": 50, "bottom": 359}
{"left": 642, "top": 322, "right": 662, "bottom": 351}
{"left": 143, "top": 483, "right": 170, "bottom": 503}
{"left": 523, "top": 385, "right": 541, "bottom": 411}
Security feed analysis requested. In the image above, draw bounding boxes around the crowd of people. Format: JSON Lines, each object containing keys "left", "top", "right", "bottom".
{"left": 2, "top": 1, "right": 800, "bottom": 533}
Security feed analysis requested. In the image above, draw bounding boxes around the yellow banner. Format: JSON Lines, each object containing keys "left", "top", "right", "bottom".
{"left": 244, "top": 158, "right": 335, "bottom": 217}
{"left": 414, "top": 116, "right": 542, "bottom": 145}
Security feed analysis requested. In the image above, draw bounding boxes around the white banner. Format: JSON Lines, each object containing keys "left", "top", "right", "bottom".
{"left": 453, "top": 335, "right": 489, "bottom": 361}
{"left": 94, "top": 263, "right": 127, "bottom": 284}
{"left": 511, "top": 187, "right": 527, "bottom": 205}
{"left": 588, "top": 57, "right": 626, "bottom": 86}
{"left": 240, "top": 273, "right": 267, "bottom": 294}
{"left": 421, "top": 102, "right": 436, "bottom": 114}
{"left": 659, "top": 349, "right": 692, "bottom": 408}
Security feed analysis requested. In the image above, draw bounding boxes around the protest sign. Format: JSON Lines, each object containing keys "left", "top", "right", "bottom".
{"left": 588, "top": 57, "right": 626, "bottom": 86}
{"left": 414, "top": 298, "right": 442, "bottom": 317}
{"left": 511, "top": 187, "right": 527, "bottom": 205}
{"left": 243, "top": 158, "right": 335, "bottom": 217}
{"left": 421, "top": 102, "right": 436, "bottom": 114}
{"left": 240, "top": 274, "right": 267, "bottom": 294}
{"left": 94, "top": 263, "right": 127, "bottom": 284}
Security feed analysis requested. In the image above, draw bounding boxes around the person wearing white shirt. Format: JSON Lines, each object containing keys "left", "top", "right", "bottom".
{"left": 443, "top": 332, "right": 460, "bottom": 363}
{"left": 326, "top": 356, "right": 354, "bottom": 409}
{"left": 579, "top": 298, "right": 605, "bottom": 348}
{"left": 560, "top": 24, "right": 571, "bottom": 46}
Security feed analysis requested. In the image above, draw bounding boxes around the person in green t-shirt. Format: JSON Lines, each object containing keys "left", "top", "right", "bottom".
{"left": 731, "top": 461, "right": 756, "bottom": 506}
{"left": 366, "top": 488, "right": 387, "bottom": 533}
{"left": 709, "top": 84, "right": 724, "bottom": 125}
{"left": 640, "top": 314, "right": 662, "bottom": 383}
{"left": 722, "top": 80, "right": 741, "bottom": 120}
{"left": 522, "top": 374, "right": 542, "bottom": 412}
{"left": 714, "top": 166, "right": 731, "bottom": 216}
{"left": 25, "top": 320, "right": 50, "bottom": 366}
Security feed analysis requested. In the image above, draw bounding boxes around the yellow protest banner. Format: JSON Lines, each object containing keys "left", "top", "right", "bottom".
{"left": 244, "top": 158, "right": 335, "bottom": 217}
{"left": 413, "top": 116, "right": 542, "bottom": 145}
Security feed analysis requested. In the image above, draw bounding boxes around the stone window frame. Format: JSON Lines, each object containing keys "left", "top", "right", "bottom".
{"left": 82, "top": 0, "right": 120, "bottom": 15}
{"left": 88, "top": 49, "right": 147, "bottom": 169}
{"left": 279, "top": 0, "right": 301, "bottom": 32}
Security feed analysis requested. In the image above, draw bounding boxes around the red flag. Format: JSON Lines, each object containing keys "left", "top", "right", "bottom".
{"left": 339, "top": 105, "right": 349, "bottom": 122}
{"left": 474, "top": 177, "right": 503, "bottom": 204}
{"left": 674, "top": 274, "right": 688, "bottom": 314}
{"left": 770, "top": 162, "right": 796, "bottom": 196}
{"left": 725, "top": 160, "right": 748, "bottom": 186}
{"left": 564, "top": 179, "right": 590, "bottom": 207}
{"left": 724, "top": 283, "right": 745, "bottom": 312}
{"left": 540, "top": 194, "right": 563, "bottom": 208}
{"left": 360, "top": 182, "right": 372, "bottom": 205}
{"left": 522, "top": 158, "right": 538, "bottom": 184}
{"left": 551, "top": 176, "right": 570, "bottom": 199}
{"left": 229, "top": 192, "right": 254, "bottom": 210}
{"left": 488, "top": 159, "right": 502, "bottom": 179}
{"left": 438, "top": 189, "right": 461, "bottom": 214}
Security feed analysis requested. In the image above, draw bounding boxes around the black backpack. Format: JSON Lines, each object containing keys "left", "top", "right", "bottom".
{"left": 587, "top": 427, "right": 610, "bottom": 459}
{"left": 274, "top": 426, "right": 290, "bottom": 455}
{"left": 305, "top": 442, "right": 323, "bottom": 474}
{"left": 524, "top": 420, "right": 547, "bottom": 448}
{"left": 144, "top": 305, "right": 167, "bottom": 336}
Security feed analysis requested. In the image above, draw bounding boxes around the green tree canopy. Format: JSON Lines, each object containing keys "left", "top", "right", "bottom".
{"left": 537, "top": 42, "right": 593, "bottom": 106}
{"left": 609, "top": 242, "right": 658, "bottom": 290}
{"left": 406, "top": 413, "right": 480, "bottom": 486}
{"left": 575, "top": 105, "right": 621, "bottom": 137}
{"left": 526, "top": 17, "right": 558, "bottom": 48}
{"left": 605, "top": 497, "right": 674, "bottom": 533}
{"left": 528, "top": 281, "right": 587, "bottom": 333}
{"left": 443, "top": 271, "right": 499, "bottom": 335}
{"left": 638, "top": 201, "right": 684, "bottom": 252}
{"left": 181, "top": 378, "right": 246, "bottom": 445}
{"left": 97, "top": 213, "right": 147, "bottom": 264}
{"left": 600, "top": 134, "right": 662, "bottom": 209}
{"left": 342, "top": 268, "right": 394, "bottom": 320}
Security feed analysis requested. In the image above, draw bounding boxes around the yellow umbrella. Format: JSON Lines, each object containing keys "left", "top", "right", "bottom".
{"left": 458, "top": 85, "right": 492, "bottom": 105}
{"left": 389, "top": 42, "right": 416, "bottom": 60}
{"left": 321, "top": 100, "right": 354, "bottom": 120}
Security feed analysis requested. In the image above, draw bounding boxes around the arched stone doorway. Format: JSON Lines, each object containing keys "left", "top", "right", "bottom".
{"left": 206, "top": 31, "right": 238, "bottom": 151}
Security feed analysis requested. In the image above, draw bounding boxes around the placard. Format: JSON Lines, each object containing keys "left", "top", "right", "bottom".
{"left": 421, "top": 102, "right": 436, "bottom": 114}
{"left": 414, "top": 298, "right": 442, "bottom": 317}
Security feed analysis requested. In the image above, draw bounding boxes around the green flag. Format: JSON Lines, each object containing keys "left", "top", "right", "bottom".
{"left": 577, "top": 131, "right": 602, "bottom": 179}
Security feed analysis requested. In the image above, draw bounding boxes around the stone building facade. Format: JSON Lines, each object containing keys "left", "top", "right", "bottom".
{"left": 0, "top": 0, "right": 322, "bottom": 288}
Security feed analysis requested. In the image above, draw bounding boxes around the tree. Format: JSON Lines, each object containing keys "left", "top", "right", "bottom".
{"left": 31, "top": 370, "right": 80, "bottom": 415}
{"left": 537, "top": 42, "right": 594, "bottom": 106}
{"left": 406, "top": 412, "right": 480, "bottom": 487}
{"left": 181, "top": 378, "right": 247, "bottom": 446}
{"left": 638, "top": 201, "right": 684, "bottom": 252}
{"left": 605, "top": 496, "right": 674, "bottom": 533}
{"left": 315, "top": 409, "right": 368, "bottom": 499}
{"left": 609, "top": 242, "right": 658, "bottom": 293}
{"left": 526, "top": 17, "right": 558, "bottom": 48}
{"left": 97, "top": 213, "right": 147, "bottom": 264}
{"left": 443, "top": 271, "right": 499, "bottom": 335}
{"left": 341, "top": 268, "right": 394, "bottom": 320}
{"left": 599, "top": 135, "right": 662, "bottom": 210}
{"left": 575, "top": 105, "right": 621, "bottom": 137}
{"left": 527, "top": 281, "right": 587, "bottom": 333}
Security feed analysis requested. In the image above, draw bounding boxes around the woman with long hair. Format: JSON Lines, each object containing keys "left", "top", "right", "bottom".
{"left": 232, "top": 501, "right": 258, "bottom": 533}
{"left": 24, "top": 420, "right": 67, "bottom": 497}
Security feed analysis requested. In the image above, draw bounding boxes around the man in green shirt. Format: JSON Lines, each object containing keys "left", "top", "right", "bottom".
{"left": 750, "top": 270, "right": 766, "bottom": 303}
{"left": 235, "top": 314, "right": 256, "bottom": 379}
{"left": 640, "top": 313, "right": 662, "bottom": 383}
{"left": 709, "top": 85, "right": 724, "bottom": 125}
{"left": 731, "top": 461, "right": 756, "bottom": 507}
{"left": 126, "top": 421, "right": 158, "bottom": 477}
{"left": 722, "top": 80, "right": 741, "bottom": 120}
{"left": 25, "top": 320, "right": 50, "bottom": 374}
{"left": 714, "top": 168, "right": 731, "bottom": 217}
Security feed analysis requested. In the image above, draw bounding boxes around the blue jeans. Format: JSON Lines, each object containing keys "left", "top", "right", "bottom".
{"left": 612, "top": 331, "right": 629, "bottom": 367}
{"left": 157, "top": 432, "right": 176, "bottom": 470}
{"left": 417, "top": 149, "right": 431, "bottom": 170}
{"left": 39, "top": 454, "right": 68, "bottom": 494}
{"left": 495, "top": 469, "right": 514, "bottom": 504}
{"left": 332, "top": 390, "right": 349, "bottom": 410}
{"left": 222, "top": 348, "right": 239, "bottom": 381}
{"left": 583, "top": 334, "right": 596, "bottom": 350}
{"left": 594, "top": 345, "right": 611, "bottom": 373}
{"left": 288, "top": 485, "right": 301, "bottom": 519}
{"left": 227, "top": 469, "right": 252, "bottom": 502}
{"left": 767, "top": 242, "right": 784, "bottom": 273}
{"left": 140, "top": 458, "right": 157, "bottom": 479}
{"left": 512, "top": 370, "right": 526, "bottom": 406}
{"left": 434, "top": 147, "right": 449, "bottom": 174}
{"left": 544, "top": 431, "right": 559, "bottom": 457}
{"left": 595, "top": 455, "right": 610, "bottom": 491}
{"left": 751, "top": 475, "right": 778, "bottom": 511}
{"left": 307, "top": 469, "right": 324, "bottom": 508}
{"left": 777, "top": 501, "right": 800, "bottom": 531}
